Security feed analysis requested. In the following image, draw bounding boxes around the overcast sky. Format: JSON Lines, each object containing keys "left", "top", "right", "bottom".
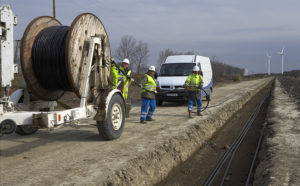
{"left": 3, "top": 0, "right": 300, "bottom": 74}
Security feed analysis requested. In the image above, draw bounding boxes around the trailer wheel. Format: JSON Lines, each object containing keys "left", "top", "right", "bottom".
{"left": 97, "top": 93, "right": 125, "bottom": 140}
{"left": 15, "top": 125, "right": 38, "bottom": 136}
{"left": 0, "top": 119, "right": 17, "bottom": 135}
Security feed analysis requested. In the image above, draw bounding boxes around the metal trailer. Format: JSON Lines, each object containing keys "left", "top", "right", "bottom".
{"left": 0, "top": 5, "right": 126, "bottom": 140}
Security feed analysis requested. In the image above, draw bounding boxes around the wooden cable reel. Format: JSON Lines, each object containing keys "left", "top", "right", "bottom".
{"left": 20, "top": 13, "right": 112, "bottom": 101}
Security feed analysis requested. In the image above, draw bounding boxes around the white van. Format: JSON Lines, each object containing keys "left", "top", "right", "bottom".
{"left": 156, "top": 55, "right": 213, "bottom": 105}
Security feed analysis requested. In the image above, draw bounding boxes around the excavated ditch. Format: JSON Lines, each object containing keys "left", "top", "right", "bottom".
{"left": 157, "top": 80, "right": 272, "bottom": 186}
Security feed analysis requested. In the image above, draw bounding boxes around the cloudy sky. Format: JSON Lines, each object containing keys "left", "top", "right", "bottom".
{"left": 3, "top": 0, "right": 300, "bottom": 74}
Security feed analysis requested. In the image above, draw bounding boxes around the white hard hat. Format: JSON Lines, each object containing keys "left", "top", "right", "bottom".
{"left": 193, "top": 66, "right": 199, "bottom": 71}
{"left": 122, "top": 58, "right": 130, "bottom": 64}
{"left": 149, "top": 65, "right": 155, "bottom": 71}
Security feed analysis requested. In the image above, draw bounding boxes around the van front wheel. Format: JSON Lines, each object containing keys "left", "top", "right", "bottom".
{"left": 157, "top": 100, "right": 163, "bottom": 106}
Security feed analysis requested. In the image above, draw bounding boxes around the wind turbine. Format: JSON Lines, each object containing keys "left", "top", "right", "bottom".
{"left": 278, "top": 47, "right": 284, "bottom": 75}
{"left": 266, "top": 52, "right": 271, "bottom": 75}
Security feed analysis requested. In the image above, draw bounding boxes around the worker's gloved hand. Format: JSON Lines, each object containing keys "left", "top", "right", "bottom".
{"left": 185, "top": 87, "right": 189, "bottom": 91}
{"left": 130, "top": 78, "right": 135, "bottom": 82}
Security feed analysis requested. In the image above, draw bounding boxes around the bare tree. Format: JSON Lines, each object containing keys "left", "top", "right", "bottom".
{"left": 157, "top": 49, "right": 194, "bottom": 67}
{"left": 114, "top": 35, "right": 150, "bottom": 73}
{"left": 183, "top": 51, "right": 194, "bottom": 55}
{"left": 115, "top": 35, "right": 136, "bottom": 61}
{"left": 133, "top": 41, "right": 149, "bottom": 74}
{"left": 157, "top": 49, "right": 176, "bottom": 66}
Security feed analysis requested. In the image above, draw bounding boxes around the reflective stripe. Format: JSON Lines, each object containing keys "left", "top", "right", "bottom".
{"left": 142, "top": 74, "right": 157, "bottom": 93}
{"left": 184, "top": 74, "right": 203, "bottom": 91}
{"left": 147, "top": 111, "right": 154, "bottom": 116}
{"left": 118, "top": 67, "right": 132, "bottom": 99}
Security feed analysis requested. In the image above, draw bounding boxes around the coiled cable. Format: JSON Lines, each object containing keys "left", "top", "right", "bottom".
{"left": 32, "top": 26, "right": 71, "bottom": 91}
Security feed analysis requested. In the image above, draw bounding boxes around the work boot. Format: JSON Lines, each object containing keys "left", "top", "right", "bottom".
{"left": 146, "top": 118, "right": 155, "bottom": 121}
{"left": 188, "top": 111, "right": 193, "bottom": 118}
{"left": 140, "top": 120, "right": 147, "bottom": 124}
{"left": 197, "top": 110, "right": 203, "bottom": 116}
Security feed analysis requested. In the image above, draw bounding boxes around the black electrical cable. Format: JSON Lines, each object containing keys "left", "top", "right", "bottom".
{"left": 32, "top": 26, "right": 71, "bottom": 91}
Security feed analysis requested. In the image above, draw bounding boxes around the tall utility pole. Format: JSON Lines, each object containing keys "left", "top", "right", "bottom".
{"left": 278, "top": 48, "right": 284, "bottom": 75}
{"left": 266, "top": 52, "right": 271, "bottom": 75}
{"left": 53, "top": 0, "right": 56, "bottom": 18}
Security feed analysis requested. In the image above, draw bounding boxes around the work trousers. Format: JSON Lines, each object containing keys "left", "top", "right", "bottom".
{"left": 140, "top": 98, "right": 156, "bottom": 121}
{"left": 188, "top": 98, "right": 202, "bottom": 111}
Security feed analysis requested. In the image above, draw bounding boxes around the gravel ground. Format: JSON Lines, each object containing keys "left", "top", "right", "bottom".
{"left": 0, "top": 78, "right": 272, "bottom": 185}
{"left": 254, "top": 78, "right": 300, "bottom": 185}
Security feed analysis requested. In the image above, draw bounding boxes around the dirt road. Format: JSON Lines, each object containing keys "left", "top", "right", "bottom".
{"left": 0, "top": 78, "right": 272, "bottom": 185}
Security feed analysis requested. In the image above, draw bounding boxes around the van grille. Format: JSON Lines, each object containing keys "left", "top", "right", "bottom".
{"left": 161, "top": 86, "right": 183, "bottom": 89}
{"left": 175, "top": 86, "right": 183, "bottom": 89}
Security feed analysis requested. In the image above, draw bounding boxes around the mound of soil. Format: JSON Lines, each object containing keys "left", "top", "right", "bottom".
{"left": 278, "top": 76, "right": 300, "bottom": 109}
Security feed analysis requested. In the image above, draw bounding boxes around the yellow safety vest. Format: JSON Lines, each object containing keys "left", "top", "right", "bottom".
{"left": 142, "top": 74, "right": 157, "bottom": 93}
{"left": 119, "top": 66, "right": 131, "bottom": 99}
{"left": 184, "top": 74, "right": 203, "bottom": 91}
{"left": 111, "top": 63, "right": 131, "bottom": 99}
{"left": 111, "top": 63, "right": 119, "bottom": 88}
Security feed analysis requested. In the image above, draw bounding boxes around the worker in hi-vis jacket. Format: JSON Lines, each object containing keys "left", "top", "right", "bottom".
{"left": 184, "top": 65, "right": 204, "bottom": 118}
{"left": 140, "top": 66, "right": 157, "bottom": 124}
{"left": 111, "top": 58, "right": 132, "bottom": 100}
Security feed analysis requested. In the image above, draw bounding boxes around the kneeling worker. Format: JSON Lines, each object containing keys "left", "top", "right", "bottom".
{"left": 140, "top": 66, "right": 157, "bottom": 123}
{"left": 184, "top": 66, "right": 204, "bottom": 118}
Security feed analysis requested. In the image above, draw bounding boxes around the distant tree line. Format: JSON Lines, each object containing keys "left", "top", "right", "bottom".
{"left": 114, "top": 36, "right": 244, "bottom": 79}
{"left": 210, "top": 60, "right": 244, "bottom": 81}
{"left": 157, "top": 49, "right": 194, "bottom": 66}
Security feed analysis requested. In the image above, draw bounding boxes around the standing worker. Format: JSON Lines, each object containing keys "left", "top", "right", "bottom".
{"left": 111, "top": 58, "right": 132, "bottom": 100}
{"left": 111, "top": 58, "right": 133, "bottom": 117}
{"left": 184, "top": 66, "right": 204, "bottom": 118}
{"left": 140, "top": 66, "right": 157, "bottom": 124}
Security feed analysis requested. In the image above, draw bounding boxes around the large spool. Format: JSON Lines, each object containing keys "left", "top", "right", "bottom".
{"left": 20, "top": 13, "right": 111, "bottom": 101}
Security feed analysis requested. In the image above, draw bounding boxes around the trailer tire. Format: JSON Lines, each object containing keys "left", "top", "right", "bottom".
{"left": 96, "top": 93, "right": 125, "bottom": 140}
{"left": 0, "top": 119, "right": 17, "bottom": 135}
{"left": 15, "top": 125, "right": 38, "bottom": 136}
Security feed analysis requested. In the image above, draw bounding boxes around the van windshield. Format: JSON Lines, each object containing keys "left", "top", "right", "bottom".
{"left": 159, "top": 63, "right": 195, "bottom": 76}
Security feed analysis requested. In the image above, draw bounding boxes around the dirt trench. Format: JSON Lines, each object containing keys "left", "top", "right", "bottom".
{"left": 157, "top": 80, "right": 272, "bottom": 186}
{"left": 0, "top": 78, "right": 272, "bottom": 185}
